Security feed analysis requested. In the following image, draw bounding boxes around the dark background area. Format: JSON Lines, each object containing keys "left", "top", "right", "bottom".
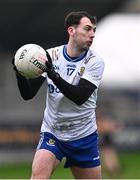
{"left": 0, "top": 0, "right": 128, "bottom": 53}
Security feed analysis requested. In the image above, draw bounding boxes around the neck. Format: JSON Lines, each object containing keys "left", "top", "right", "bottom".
{"left": 67, "top": 42, "right": 86, "bottom": 58}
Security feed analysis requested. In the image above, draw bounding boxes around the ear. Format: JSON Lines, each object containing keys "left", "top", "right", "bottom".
{"left": 67, "top": 26, "right": 75, "bottom": 36}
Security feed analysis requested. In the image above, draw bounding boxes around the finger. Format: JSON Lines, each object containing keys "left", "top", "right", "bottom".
{"left": 46, "top": 51, "right": 52, "bottom": 64}
{"left": 45, "top": 61, "right": 52, "bottom": 69}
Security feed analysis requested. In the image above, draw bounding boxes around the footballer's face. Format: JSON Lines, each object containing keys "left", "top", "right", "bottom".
{"left": 69, "top": 17, "right": 96, "bottom": 51}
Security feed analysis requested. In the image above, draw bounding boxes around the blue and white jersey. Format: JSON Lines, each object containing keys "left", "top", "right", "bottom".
{"left": 41, "top": 45, "right": 105, "bottom": 141}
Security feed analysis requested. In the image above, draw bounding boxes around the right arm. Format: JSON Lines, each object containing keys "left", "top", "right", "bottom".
{"left": 15, "top": 72, "right": 45, "bottom": 100}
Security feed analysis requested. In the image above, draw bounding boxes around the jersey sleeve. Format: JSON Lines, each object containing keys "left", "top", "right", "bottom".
{"left": 82, "top": 57, "right": 105, "bottom": 88}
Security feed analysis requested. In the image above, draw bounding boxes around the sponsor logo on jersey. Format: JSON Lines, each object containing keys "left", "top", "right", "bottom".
{"left": 46, "top": 139, "right": 56, "bottom": 146}
{"left": 66, "top": 64, "right": 76, "bottom": 68}
{"left": 93, "top": 155, "right": 100, "bottom": 161}
{"left": 53, "top": 65, "right": 59, "bottom": 71}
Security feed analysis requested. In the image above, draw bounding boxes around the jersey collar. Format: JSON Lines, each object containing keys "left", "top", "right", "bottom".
{"left": 63, "top": 45, "right": 88, "bottom": 62}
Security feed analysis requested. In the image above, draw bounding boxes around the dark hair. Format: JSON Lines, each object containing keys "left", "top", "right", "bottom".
{"left": 64, "top": 11, "right": 96, "bottom": 29}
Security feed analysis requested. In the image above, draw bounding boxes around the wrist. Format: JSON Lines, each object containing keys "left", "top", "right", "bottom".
{"left": 48, "top": 71, "right": 60, "bottom": 81}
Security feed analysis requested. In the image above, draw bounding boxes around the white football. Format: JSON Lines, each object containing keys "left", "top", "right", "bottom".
{"left": 14, "top": 44, "right": 47, "bottom": 78}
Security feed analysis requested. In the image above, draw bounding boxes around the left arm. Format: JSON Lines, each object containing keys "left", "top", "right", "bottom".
{"left": 45, "top": 51, "right": 97, "bottom": 105}
{"left": 52, "top": 76, "right": 97, "bottom": 105}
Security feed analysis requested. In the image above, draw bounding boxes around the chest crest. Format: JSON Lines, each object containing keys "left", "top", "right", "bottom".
{"left": 79, "top": 67, "right": 85, "bottom": 76}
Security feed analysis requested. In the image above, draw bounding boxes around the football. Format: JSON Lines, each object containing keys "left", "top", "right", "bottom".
{"left": 14, "top": 44, "right": 47, "bottom": 78}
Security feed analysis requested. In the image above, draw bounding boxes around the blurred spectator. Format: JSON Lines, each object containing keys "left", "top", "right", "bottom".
{"left": 96, "top": 109, "right": 122, "bottom": 177}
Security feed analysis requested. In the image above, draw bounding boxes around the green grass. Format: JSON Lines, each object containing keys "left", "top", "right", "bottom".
{"left": 102, "top": 151, "right": 140, "bottom": 179}
{"left": 0, "top": 152, "right": 140, "bottom": 179}
{"left": 0, "top": 162, "right": 31, "bottom": 179}
{"left": 119, "top": 152, "right": 140, "bottom": 179}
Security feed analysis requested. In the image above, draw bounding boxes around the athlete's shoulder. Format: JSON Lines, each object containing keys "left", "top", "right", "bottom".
{"left": 46, "top": 45, "right": 64, "bottom": 61}
{"left": 47, "top": 45, "right": 64, "bottom": 54}
{"left": 88, "top": 48, "right": 104, "bottom": 63}
{"left": 82, "top": 49, "right": 105, "bottom": 86}
{"left": 85, "top": 48, "right": 105, "bottom": 70}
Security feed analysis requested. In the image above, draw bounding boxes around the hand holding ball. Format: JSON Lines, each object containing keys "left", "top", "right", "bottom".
{"left": 14, "top": 44, "right": 48, "bottom": 78}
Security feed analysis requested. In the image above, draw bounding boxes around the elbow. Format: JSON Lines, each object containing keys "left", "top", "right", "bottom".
{"left": 75, "top": 101, "right": 85, "bottom": 106}
{"left": 70, "top": 95, "right": 87, "bottom": 105}
{"left": 22, "top": 96, "right": 33, "bottom": 100}
{"left": 20, "top": 93, "right": 34, "bottom": 100}
{"left": 73, "top": 98, "right": 86, "bottom": 106}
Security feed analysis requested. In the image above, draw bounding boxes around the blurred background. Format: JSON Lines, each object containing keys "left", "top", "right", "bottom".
{"left": 0, "top": 0, "right": 140, "bottom": 178}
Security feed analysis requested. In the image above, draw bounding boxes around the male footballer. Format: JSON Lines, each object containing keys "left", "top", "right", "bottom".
{"left": 13, "top": 11, "right": 105, "bottom": 179}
